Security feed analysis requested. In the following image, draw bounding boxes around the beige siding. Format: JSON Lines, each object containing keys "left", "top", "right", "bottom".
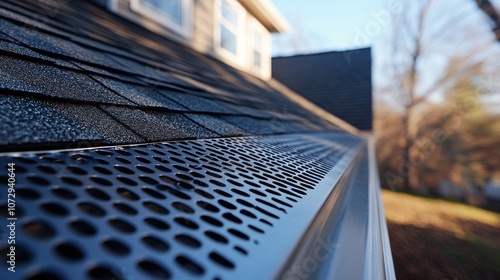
{"left": 192, "top": 0, "right": 215, "bottom": 53}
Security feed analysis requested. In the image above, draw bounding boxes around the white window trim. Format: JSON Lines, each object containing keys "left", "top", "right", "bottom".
{"left": 214, "top": 0, "right": 246, "bottom": 65}
{"left": 248, "top": 17, "right": 268, "bottom": 71}
{"left": 248, "top": 16, "right": 270, "bottom": 78}
{"left": 129, "top": 0, "right": 193, "bottom": 38}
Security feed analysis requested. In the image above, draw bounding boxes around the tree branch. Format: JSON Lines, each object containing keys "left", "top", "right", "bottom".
{"left": 475, "top": 0, "right": 500, "bottom": 41}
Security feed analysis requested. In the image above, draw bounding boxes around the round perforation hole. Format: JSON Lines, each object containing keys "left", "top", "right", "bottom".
{"left": 40, "top": 202, "right": 69, "bottom": 217}
{"left": 193, "top": 179, "right": 209, "bottom": 188}
{"left": 172, "top": 202, "right": 195, "bottom": 214}
{"left": 196, "top": 200, "right": 219, "bottom": 212}
{"left": 117, "top": 188, "right": 140, "bottom": 201}
{"left": 205, "top": 230, "right": 228, "bottom": 244}
{"left": 52, "top": 187, "right": 76, "bottom": 200}
{"left": 189, "top": 171, "right": 204, "bottom": 178}
{"left": 214, "top": 189, "right": 232, "bottom": 198}
{"left": 236, "top": 198, "right": 254, "bottom": 208}
{"left": 54, "top": 242, "right": 85, "bottom": 261}
{"left": 153, "top": 156, "right": 170, "bottom": 164}
{"left": 113, "top": 202, "right": 138, "bottom": 215}
{"left": 272, "top": 197, "right": 293, "bottom": 208}
{"left": 22, "top": 220, "right": 55, "bottom": 239}
{"left": 108, "top": 218, "right": 136, "bottom": 234}
{"left": 151, "top": 148, "right": 166, "bottom": 155}
{"left": 159, "top": 175, "right": 177, "bottom": 185}
{"left": 223, "top": 212, "right": 242, "bottom": 224}
{"left": 139, "top": 175, "right": 159, "bottom": 186}
{"left": 240, "top": 209, "right": 257, "bottom": 219}
{"left": 155, "top": 164, "right": 172, "bottom": 172}
{"left": 88, "top": 265, "right": 124, "bottom": 280}
{"left": 114, "top": 165, "right": 135, "bottom": 174}
{"left": 97, "top": 159, "right": 110, "bottom": 166}
{"left": 231, "top": 188, "right": 250, "bottom": 197}
{"left": 234, "top": 246, "right": 248, "bottom": 255}
{"left": 228, "top": 228, "right": 249, "bottom": 240}
{"left": 78, "top": 202, "right": 106, "bottom": 217}
{"left": 134, "top": 148, "right": 149, "bottom": 156}
{"left": 61, "top": 176, "right": 83, "bottom": 186}
{"left": 209, "top": 179, "right": 226, "bottom": 187}
{"left": 27, "top": 175, "right": 51, "bottom": 186}
{"left": 201, "top": 214, "right": 224, "bottom": 227}
{"left": 142, "top": 187, "right": 166, "bottom": 199}
{"left": 66, "top": 165, "right": 88, "bottom": 175}
{"left": 249, "top": 224, "right": 265, "bottom": 234}
{"left": 144, "top": 217, "right": 170, "bottom": 231}
{"left": 174, "top": 217, "right": 199, "bottom": 229}
{"left": 117, "top": 176, "right": 138, "bottom": 186}
{"left": 137, "top": 165, "right": 155, "bottom": 174}
{"left": 116, "top": 157, "right": 131, "bottom": 164}
{"left": 102, "top": 238, "right": 131, "bottom": 256}
{"left": 136, "top": 156, "right": 152, "bottom": 164}
{"left": 209, "top": 252, "right": 235, "bottom": 269}
{"left": 142, "top": 235, "right": 169, "bottom": 252}
{"left": 176, "top": 255, "right": 205, "bottom": 275}
{"left": 37, "top": 165, "right": 57, "bottom": 174}
{"left": 157, "top": 185, "right": 191, "bottom": 200}
{"left": 195, "top": 189, "right": 214, "bottom": 199}
{"left": 175, "top": 234, "right": 201, "bottom": 248}
{"left": 176, "top": 173, "right": 193, "bottom": 181}
{"left": 218, "top": 199, "right": 237, "bottom": 210}
{"left": 93, "top": 166, "right": 112, "bottom": 175}
{"left": 143, "top": 201, "right": 169, "bottom": 215}
{"left": 90, "top": 176, "right": 112, "bottom": 187}
{"left": 86, "top": 187, "right": 111, "bottom": 201}
{"left": 17, "top": 188, "right": 40, "bottom": 199}
{"left": 69, "top": 219, "right": 97, "bottom": 236}
{"left": 137, "top": 259, "right": 171, "bottom": 279}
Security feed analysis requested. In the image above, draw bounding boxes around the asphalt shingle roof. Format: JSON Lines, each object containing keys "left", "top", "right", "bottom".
{"left": 272, "top": 48, "right": 373, "bottom": 131}
{"left": 0, "top": 0, "right": 347, "bottom": 152}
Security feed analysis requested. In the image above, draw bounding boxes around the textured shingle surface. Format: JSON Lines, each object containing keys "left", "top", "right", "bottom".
{"left": 272, "top": 49, "right": 373, "bottom": 131}
{"left": 0, "top": 0, "right": 349, "bottom": 152}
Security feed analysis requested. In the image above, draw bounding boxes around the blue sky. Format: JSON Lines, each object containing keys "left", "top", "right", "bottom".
{"left": 271, "top": 0, "right": 388, "bottom": 56}
{"left": 268, "top": 0, "right": 500, "bottom": 109}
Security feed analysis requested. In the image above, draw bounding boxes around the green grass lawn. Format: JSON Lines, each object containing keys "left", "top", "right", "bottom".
{"left": 381, "top": 189, "right": 500, "bottom": 280}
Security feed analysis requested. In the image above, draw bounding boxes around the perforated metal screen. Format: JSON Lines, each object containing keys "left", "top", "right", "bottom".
{"left": 0, "top": 132, "right": 363, "bottom": 280}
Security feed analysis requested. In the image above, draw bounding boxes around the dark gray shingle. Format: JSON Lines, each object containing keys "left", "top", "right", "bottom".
{"left": 272, "top": 48, "right": 372, "bottom": 130}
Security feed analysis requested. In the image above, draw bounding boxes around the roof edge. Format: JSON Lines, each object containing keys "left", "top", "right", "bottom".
{"left": 272, "top": 47, "right": 371, "bottom": 59}
{"left": 238, "top": 0, "right": 291, "bottom": 33}
{"left": 267, "top": 78, "right": 364, "bottom": 136}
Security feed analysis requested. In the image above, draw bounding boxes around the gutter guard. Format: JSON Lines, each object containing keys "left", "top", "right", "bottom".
{"left": 0, "top": 132, "right": 393, "bottom": 280}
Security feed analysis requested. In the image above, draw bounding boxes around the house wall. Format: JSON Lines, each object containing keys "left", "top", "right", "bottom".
{"left": 107, "top": 0, "right": 271, "bottom": 79}
{"left": 193, "top": 0, "right": 215, "bottom": 53}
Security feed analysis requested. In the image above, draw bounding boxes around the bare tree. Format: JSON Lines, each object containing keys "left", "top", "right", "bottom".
{"left": 379, "top": 0, "right": 493, "bottom": 191}
{"left": 475, "top": 0, "right": 500, "bottom": 41}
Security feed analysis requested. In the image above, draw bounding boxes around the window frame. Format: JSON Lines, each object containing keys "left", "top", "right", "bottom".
{"left": 248, "top": 17, "right": 268, "bottom": 71}
{"left": 214, "top": 0, "right": 245, "bottom": 63}
{"left": 247, "top": 17, "right": 270, "bottom": 77}
{"left": 130, "top": 0, "right": 193, "bottom": 38}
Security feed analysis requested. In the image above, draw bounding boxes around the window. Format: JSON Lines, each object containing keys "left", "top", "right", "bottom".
{"left": 130, "top": 0, "right": 192, "bottom": 38}
{"left": 248, "top": 18, "right": 268, "bottom": 73}
{"left": 252, "top": 28, "right": 262, "bottom": 67}
{"left": 215, "top": 0, "right": 244, "bottom": 58}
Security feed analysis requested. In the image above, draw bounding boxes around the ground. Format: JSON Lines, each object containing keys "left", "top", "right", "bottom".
{"left": 381, "top": 189, "right": 500, "bottom": 280}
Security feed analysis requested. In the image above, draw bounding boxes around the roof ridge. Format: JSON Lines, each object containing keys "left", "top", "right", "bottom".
{"left": 272, "top": 47, "right": 371, "bottom": 59}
